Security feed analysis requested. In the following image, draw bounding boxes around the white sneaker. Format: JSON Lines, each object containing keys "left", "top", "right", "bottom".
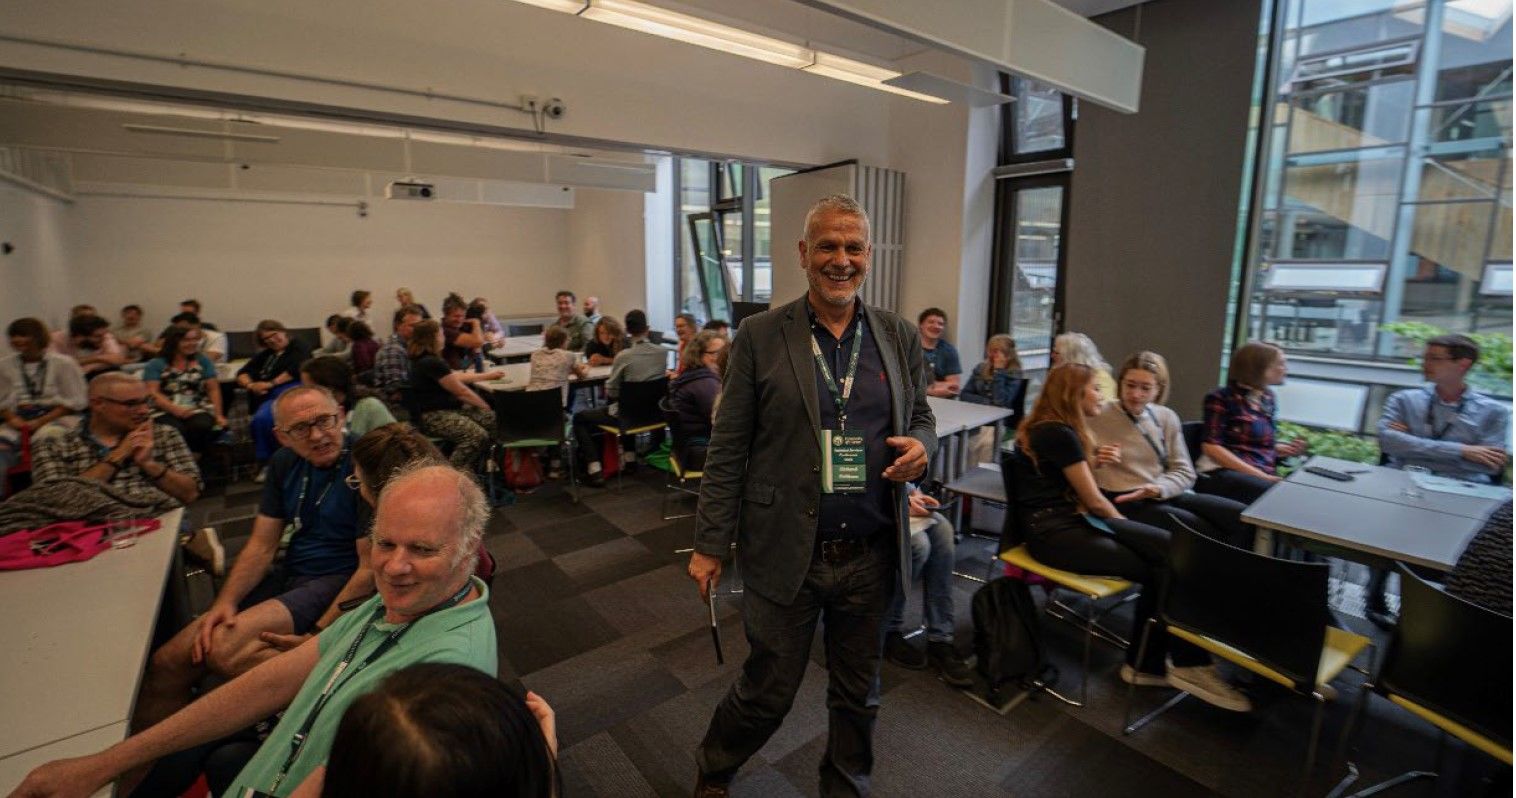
{"left": 1119, "top": 664, "right": 1168, "bottom": 687}
{"left": 1167, "top": 664, "right": 1253, "bottom": 712}
{"left": 184, "top": 526, "right": 226, "bottom": 577}
{"left": 1314, "top": 682, "right": 1338, "bottom": 702}
{"left": 252, "top": 466, "right": 267, "bottom": 484}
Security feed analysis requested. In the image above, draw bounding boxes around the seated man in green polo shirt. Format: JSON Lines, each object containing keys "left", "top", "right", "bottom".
{"left": 10, "top": 463, "right": 498, "bottom": 798}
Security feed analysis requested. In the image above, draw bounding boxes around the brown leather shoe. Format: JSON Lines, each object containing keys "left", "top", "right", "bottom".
{"left": 693, "top": 771, "right": 730, "bottom": 797}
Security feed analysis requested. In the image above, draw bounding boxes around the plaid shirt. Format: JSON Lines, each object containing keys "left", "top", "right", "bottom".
{"left": 1202, "top": 381, "right": 1278, "bottom": 474}
{"left": 374, "top": 334, "right": 410, "bottom": 403}
{"left": 32, "top": 418, "right": 202, "bottom": 507}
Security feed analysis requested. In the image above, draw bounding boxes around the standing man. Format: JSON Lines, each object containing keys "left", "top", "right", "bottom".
{"left": 1368, "top": 333, "right": 1509, "bottom": 627}
{"left": 917, "top": 307, "right": 961, "bottom": 398}
{"left": 688, "top": 194, "right": 934, "bottom": 797}
{"left": 550, "top": 290, "right": 595, "bottom": 352}
{"left": 583, "top": 295, "right": 603, "bottom": 325}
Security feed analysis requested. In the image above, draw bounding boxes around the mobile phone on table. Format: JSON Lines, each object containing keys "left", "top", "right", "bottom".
{"left": 1303, "top": 465, "right": 1354, "bottom": 482}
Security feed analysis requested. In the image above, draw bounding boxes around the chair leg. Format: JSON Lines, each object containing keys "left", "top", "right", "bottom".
{"left": 1122, "top": 617, "right": 1160, "bottom": 734}
{"left": 1125, "top": 690, "right": 1190, "bottom": 735}
{"left": 1299, "top": 695, "right": 1328, "bottom": 796}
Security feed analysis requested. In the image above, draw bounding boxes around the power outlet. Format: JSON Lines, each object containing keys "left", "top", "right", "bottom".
{"left": 521, "top": 94, "right": 539, "bottom": 113}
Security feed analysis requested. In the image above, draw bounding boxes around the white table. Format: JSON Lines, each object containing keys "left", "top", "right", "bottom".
{"left": 1242, "top": 456, "right": 1508, "bottom": 572}
{"left": 474, "top": 363, "right": 613, "bottom": 393}
{"left": 927, "top": 397, "right": 1013, "bottom": 482}
{"left": 0, "top": 508, "right": 183, "bottom": 795}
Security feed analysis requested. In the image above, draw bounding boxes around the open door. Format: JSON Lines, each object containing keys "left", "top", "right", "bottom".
{"left": 687, "top": 212, "right": 735, "bottom": 324}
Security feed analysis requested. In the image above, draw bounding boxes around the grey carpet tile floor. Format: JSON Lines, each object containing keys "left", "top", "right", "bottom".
{"left": 185, "top": 473, "right": 1505, "bottom": 798}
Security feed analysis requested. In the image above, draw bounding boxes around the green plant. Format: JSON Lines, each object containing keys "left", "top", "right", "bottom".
{"left": 1277, "top": 421, "right": 1380, "bottom": 469}
{"left": 1380, "top": 321, "right": 1513, "bottom": 396}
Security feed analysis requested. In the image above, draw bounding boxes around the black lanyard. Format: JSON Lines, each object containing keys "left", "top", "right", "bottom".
{"left": 810, "top": 316, "right": 865, "bottom": 429}
{"left": 257, "top": 349, "right": 286, "bottom": 381}
{"left": 266, "top": 580, "right": 473, "bottom": 793}
{"left": 19, "top": 358, "right": 47, "bottom": 401}
{"left": 290, "top": 450, "right": 347, "bottom": 533}
{"left": 1424, "top": 389, "right": 1466, "bottom": 441}
{"left": 1123, "top": 406, "right": 1167, "bottom": 463}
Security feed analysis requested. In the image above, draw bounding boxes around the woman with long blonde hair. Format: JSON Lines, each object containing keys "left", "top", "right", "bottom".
{"left": 962, "top": 334, "right": 1026, "bottom": 464}
{"left": 1008, "top": 364, "right": 1250, "bottom": 711}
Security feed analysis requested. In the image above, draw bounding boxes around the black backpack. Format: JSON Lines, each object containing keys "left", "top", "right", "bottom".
{"left": 971, "top": 577, "right": 1057, "bottom": 706}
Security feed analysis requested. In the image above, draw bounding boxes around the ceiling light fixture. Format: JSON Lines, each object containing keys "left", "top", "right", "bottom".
{"left": 802, "top": 52, "right": 950, "bottom": 104}
{"left": 122, "top": 123, "right": 281, "bottom": 143}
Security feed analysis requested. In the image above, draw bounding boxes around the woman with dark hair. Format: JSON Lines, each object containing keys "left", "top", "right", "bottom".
{"left": 300, "top": 357, "right": 394, "bottom": 438}
{"left": 346, "top": 320, "right": 379, "bottom": 375}
{"left": 143, "top": 324, "right": 227, "bottom": 454}
{"left": 668, "top": 331, "right": 725, "bottom": 465}
{"left": 584, "top": 316, "right": 625, "bottom": 367}
{"left": 239, "top": 320, "right": 312, "bottom": 479}
{"left": 406, "top": 320, "right": 501, "bottom": 469}
{"left": 1010, "top": 364, "right": 1250, "bottom": 710}
{"left": 299, "top": 663, "right": 558, "bottom": 798}
{"left": 1195, "top": 340, "right": 1307, "bottom": 504}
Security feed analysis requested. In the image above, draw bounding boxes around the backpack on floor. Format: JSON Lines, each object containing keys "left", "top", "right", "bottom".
{"left": 501, "top": 448, "right": 544, "bottom": 491}
{"left": 971, "top": 576, "right": 1057, "bottom": 705}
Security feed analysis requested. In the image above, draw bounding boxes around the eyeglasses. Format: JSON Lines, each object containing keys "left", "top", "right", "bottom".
{"left": 279, "top": 413, "right": 340, "bottom": 438}
{"left": 98, "top": 396, "right": 151, "bottom": 409}
{"left": 344, "top": 473, "right": 364, "bottom": 490}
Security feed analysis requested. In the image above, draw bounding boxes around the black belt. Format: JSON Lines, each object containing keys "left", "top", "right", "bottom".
{"left": 817, "top": 537, "right": 875, "bottom": 565}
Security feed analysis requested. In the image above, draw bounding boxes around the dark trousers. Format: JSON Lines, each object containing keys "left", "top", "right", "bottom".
{"left": 1025, "top": 511, "right": 1208, "bottom": 673}
{"left": 698, "top": 537, "right": 895, "bottom": 797}
{"left": 156, "top": 411, "right": 218, "bottom": 454}
{"left": 1195, "top": 468, "right": 1275, "bottom": 505}
{"left": 571, "top": 406, "right": 618, "bottom": 469}
{"left": 1103, "top": 491, "right": 1254, "bottom": 550}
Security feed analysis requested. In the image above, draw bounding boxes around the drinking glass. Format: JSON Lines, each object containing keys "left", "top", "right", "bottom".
{"left": 1401, "top": 465, "right": 1429, "bottom": 500}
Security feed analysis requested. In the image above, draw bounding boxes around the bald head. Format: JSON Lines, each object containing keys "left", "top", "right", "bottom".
{"left": 88, "top": 371, "right": 143, "bottom": 398}
{"left": 376, "top": 464, "right": 487, "bottom": 569}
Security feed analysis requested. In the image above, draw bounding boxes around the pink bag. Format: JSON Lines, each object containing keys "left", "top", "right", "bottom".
{"left": 0, "top": 518, "right": 161, "bottom": 571}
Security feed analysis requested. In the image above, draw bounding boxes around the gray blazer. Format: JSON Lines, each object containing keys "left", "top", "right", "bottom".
{"left": 693, "top": 295, "right": 938, "bottom": 605}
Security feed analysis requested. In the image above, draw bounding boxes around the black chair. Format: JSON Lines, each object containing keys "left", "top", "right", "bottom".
{"left": 507, "top": 323, "right": 544, "bottom": 337}
{"left": 659, "top": 400, "right": 705, "bottom": 520}
{"left": 1005, "top": 377, "right": 1029, "bottom": 431}
{"left": 1181, "top": 421, "right": 1204, "bottom": 465}
{"left": 487, "top": 387, "right": 576, "bottom": 502}
{"left": 596, "top": 377, "right": 669, "bottom": 488}
{"left": 226, "top": 331, "right": 260, "bottom": 360}
{"left": 286, "top": 327, "right": 322, "bottom": 353}
{"left": 1328, "top": 564, "right": 1512, "bottom": 797}
{"left": 1124, "top": 520, "right": 1372, "bottom": 791}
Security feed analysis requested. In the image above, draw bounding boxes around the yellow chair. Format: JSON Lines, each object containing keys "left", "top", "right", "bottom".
{"left": 1122, "top": 521, "right": 1372, "bottom": 793}
{"left": 595, "top": 377, "right": 669, "bottom": 489}
{"left": 1000, "top": 545, "right": 1135, "bottom": 707}
{"left": 1326, "top": 564, "right": 1511, "bottom": 797}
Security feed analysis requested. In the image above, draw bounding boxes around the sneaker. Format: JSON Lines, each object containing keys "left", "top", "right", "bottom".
{"left": 1119, "top": 664, "right": 1168, "bottom": 687}
{"left": 1167, "top": 664, "right": 1253, "bottom": 713}
{"left": 252, "top": 466, "right": 267, "bottom": 484}
{"left": 184, "top": 527, "right": 226, "bottom": 577}
{"left": 884, "top": 631, "right": 928, "bottom": 670}
{"left": 927, "top": 641, "right": 975, "bottom": 688}
{"left": 1314, "top": 682, "right": 1338, "bottom": 702}
{"left": 693, "top": 771, "right": 729, "bottom": 798}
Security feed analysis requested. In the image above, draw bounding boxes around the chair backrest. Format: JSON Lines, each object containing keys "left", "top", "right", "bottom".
{"left": 1006, "top": 377, "right": 1029, "bottom": 430}
{"left": 507, "top": 323, "right": 544, "bottom": 337}
{"left": 996, "top": 448, "right": 1026, "bottom": 555}
{"left": 227, "top": 330, "right": 260, "bottom": 360}
{"left": 487, "top": 387, "right": 566, "bottom": 444}
{"left": 1181, "top": 421, "right": 1204, "bottom": 464}
{"left": 287, "top": 326, "right": 322, "bottom": 353}
{"left": 1378, "top": 564, "right": 1512, "bottom": 748}
{"left": 617, "top": 377, "right": 670, "bottom": 428}
{"left": 1163, "top": 520, "right": 1330, "bottom": 690}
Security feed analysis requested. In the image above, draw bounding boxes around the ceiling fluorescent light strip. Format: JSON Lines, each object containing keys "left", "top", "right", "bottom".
{"left": 504, "top": 0, "right": 948, "bottom": 103}
{"left": 122, "top": 123, "right": 281, "bottom": 143}
{"left": 582, "top": 0, "right": 813, "bottom": 68}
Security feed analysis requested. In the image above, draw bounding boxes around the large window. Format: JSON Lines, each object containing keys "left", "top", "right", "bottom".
{"left": 673, "top": 157, "right": 791, "bottom": 323}
{"left": 1242, "top": 0, "right": 1511, "bottom": 418}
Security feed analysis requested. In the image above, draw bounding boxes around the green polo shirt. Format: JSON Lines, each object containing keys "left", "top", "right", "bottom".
{"left": 224, "top": 577, "right": 496, "bottom": 797}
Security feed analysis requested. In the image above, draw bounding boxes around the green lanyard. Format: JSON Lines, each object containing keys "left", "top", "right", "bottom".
{"left": 265, "top": 581, "right": 473, "bottom": 793}
{"left": 810, "top": 316, "right": 865, "bottom": 429}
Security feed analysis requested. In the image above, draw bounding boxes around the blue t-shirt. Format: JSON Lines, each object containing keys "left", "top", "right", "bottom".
{"left": 922, "top": 339, "right": 962, "bottom": 381}
{"left": 256, "top": 437, "right": 365, "bottom": 577}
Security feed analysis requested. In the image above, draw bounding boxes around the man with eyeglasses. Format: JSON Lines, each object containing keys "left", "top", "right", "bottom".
{"left": 131, "top": 386, "right": 372, "bottom": 738}
{"left": 31, "top": 371, "right": 201, "bottom": 507}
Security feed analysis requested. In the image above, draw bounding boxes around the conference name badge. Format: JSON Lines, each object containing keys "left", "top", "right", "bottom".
{"left": 820, "top": 429, "right": 866, "bottom": 494}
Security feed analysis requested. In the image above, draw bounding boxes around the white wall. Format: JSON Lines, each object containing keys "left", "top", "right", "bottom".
{"left": 0, "top": 182, "right": 75, "bottom": 329}
{"left": 566, "top": 188, "right": 648, "bottom": 324}
{"left": 59, "top": 195, "right": 579, "bottom": 335}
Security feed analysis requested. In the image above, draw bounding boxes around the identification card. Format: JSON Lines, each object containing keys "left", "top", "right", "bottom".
{"left": 820, "top": 429, "right": 867, "bottom": 494}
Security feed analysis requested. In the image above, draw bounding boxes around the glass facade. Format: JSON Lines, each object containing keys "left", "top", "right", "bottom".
{"left": 673, "top": 157, "right": 791, "bottom": 323}
{"left": 1246, "top": 0, "right": 1511, "bottom": 383}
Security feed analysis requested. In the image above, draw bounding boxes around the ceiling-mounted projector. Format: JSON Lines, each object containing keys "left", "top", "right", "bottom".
{"left": 386, "top": 180, "right": 435, "bottom": 200}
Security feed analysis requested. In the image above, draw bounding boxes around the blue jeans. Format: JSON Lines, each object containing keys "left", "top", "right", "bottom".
{"left": 885, "top": 512, "right": 957, "bottom": 643}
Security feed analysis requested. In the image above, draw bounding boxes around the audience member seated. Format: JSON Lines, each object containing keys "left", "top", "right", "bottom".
{"left": 882, "top": 485, "right": 975, "bottom": 687}
{"left": 918, "top": 307, "right": 962, "bottom": 398}
{"left": 346, "top": 321, "right": 379, "bottom": 376}
{"left": 0, "top": 318, "right": 88, "bottom": 492}
{"left": 130, "top": 388, "right": 369, "bottom": 735}
{"left": 961, "top": 332, "right": 1025, "bottom": 464}
{"left": 32, "top": 372, "right": 201, "bottom": 508}
{"left": 237, "top": 319, "right": 312, "bottom": 415}
{"left": 167, "top": 312, "right": 228, "bottom": 365}
{"left": 51, "top": 313, "right": 127, "bottom": 378}
{"left": 304, "top": 663, "right": 558, "bottom": 798}
{"left": 375, "top": 304, "right": 423, "bottom": 409}
{"left": 583, "top": 295, "right": 602, "bottom": 325}
{"left": 340, "top": 289, "right": 373, "bottom": 324}
{"left": 12, "top": 463, "right": 496, "bottom": 798}
{"left": 1051, "top": 331, "right": 1116, "bottom": 401}
{"left": 673, "top": 312, "right": 698, "bottom": 350}
{"left": 701, "top": 318, "right": 731, "bottom": 339}
{"left": 1445, "top": 499, "right": 1512, "bottom": 617}
{"left": 1194, "top": 341, "right": 1305, "bottom": 505}
{"left": 407, "top": 319, "right": 502, "bottom": 469}
{"left": 1011, "top": 363, "right": 1251, "bottom": 711}
{"left": 69, "top": 303, "right": 97, "bottom": 319}
{"left": 441, "top": 296, "right": 487, "bottom": 370}
{"left": 471, "top": 297, "right": 506, "bottom": 346}
{"left": 1088, "top": 351, "right": 1252, "bottom": 548}
{"left": 549, "top": 290, "right": 595, "bottom": 352}
{"left": 301, "top": 357, "right": 395, "bottom": 439}
{"left": 143, "top": 325, "right": 227, "bottom": 455}
{"left": 395, "top": 287, "right": 431, "bottom": 320}
{"left": 667, "top": 331, "right": 725, "bottom": 468}
{"left": 1378, "top": 333, "right": 1509, "bottom": 483}
{"left": 113, "top": 304, "right": 157, "bottom": 362}
{"left": 571, "top": 310, "right": 668, "bottom": 487}
{"left": 527, "top": 326, "right": 589, "bottom": 401}
{"left": 584, "top": 316, "right": 626, "bottom": 367}
{"left": 317, "top": 315, "right": 352, "bottom": 359}
{"left": 178, "top": 299, "right": 218, "bottom": 332}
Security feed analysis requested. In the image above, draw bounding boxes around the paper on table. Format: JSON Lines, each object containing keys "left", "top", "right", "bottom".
{"left": 1411, "top": 472, "right": 1512, "bottom": 500}
{"left": 908, "top": 516, "right": 934, "bottom": 534}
